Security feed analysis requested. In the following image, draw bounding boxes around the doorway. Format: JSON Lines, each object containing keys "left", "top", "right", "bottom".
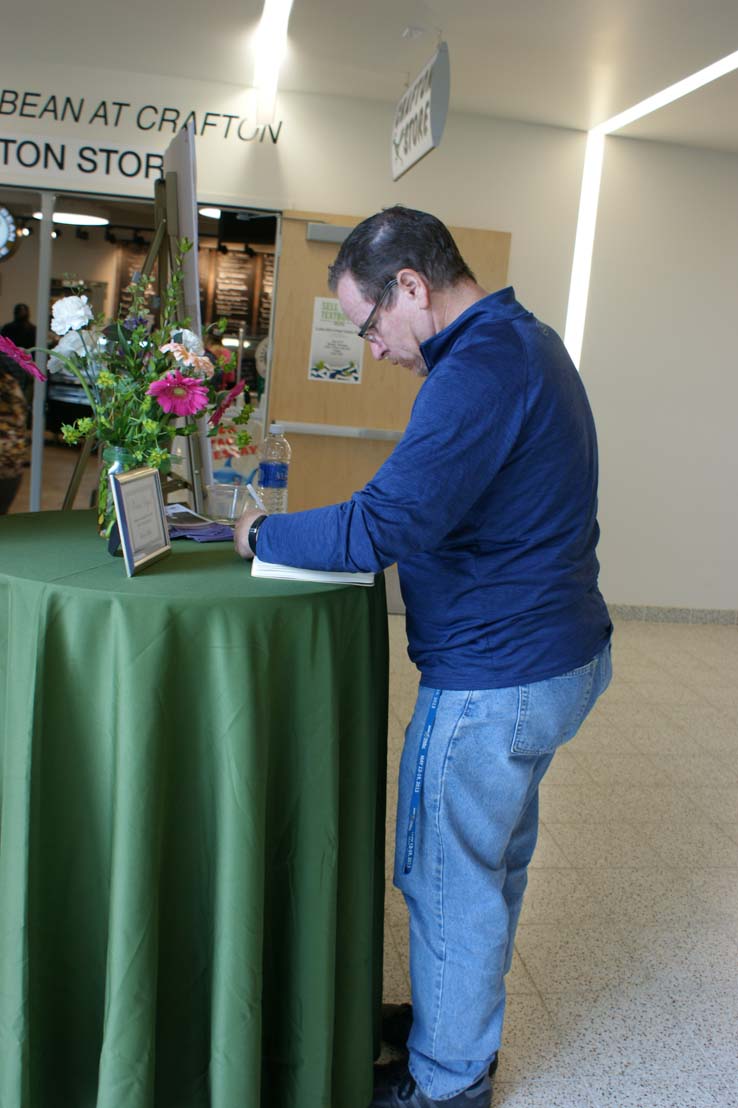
{"left": 0, "top": 185, "right": 279, "bottom": 514}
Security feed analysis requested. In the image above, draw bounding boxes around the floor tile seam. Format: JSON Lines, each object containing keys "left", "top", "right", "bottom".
{"left": 542, "top": 804, "right": 726, "bottom": 826}
{"left": 710, "top": 752, "right": 738, "bottom": 778}
{"left": 544, "top": 800, "right": 731, "bottom": 819}
{"left": 383, "top": 928, "right": 411, "bottom": 992}
{"left": 682, "top": 717, "right": 738, "bottom": 737}
{"left": 715, "top": 822, "right": 738, "bottom": 847}
{"left": 509, "top": 944, "right": 546, "bottom": 1005}
{"left": 534, "top": 824, "right": 673, "bottom": 864}
{"left": 541, "top": 787, "right": 712, "bottom": 809}
{"left": 650, "top": 812, "right": 738, "bottom": 847}
{"left": 515, "top": 915, "right": 640, "bottom": 953}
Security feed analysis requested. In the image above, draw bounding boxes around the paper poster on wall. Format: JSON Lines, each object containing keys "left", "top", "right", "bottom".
{"left": 308, "top": 297, "right": 364, "bottom": 383}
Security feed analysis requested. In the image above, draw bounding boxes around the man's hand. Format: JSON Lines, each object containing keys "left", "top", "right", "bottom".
{"left": 234, "top": 508, "right": 265, "bottom": 560}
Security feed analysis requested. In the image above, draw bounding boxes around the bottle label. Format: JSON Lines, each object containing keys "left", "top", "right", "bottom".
{"left": 259, "top": 461, "right": 288, "bottom": 488}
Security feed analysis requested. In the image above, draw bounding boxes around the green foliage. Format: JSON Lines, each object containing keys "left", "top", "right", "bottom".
{"left": 44, "top": 239, "right": 252, "bottom": 464}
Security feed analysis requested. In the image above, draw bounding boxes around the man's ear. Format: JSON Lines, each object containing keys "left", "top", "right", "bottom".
{"left": 396, "top": 268, "right": 432, "bottom": 309}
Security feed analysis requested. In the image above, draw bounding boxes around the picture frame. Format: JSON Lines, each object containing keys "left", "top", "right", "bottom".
{"left": 109, "top": 467, "right": 171, "bottom": 577}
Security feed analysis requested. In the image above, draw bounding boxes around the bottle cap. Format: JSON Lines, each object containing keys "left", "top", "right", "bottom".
{"left": 269, "top": 423, "right": 284, "bottom": 435}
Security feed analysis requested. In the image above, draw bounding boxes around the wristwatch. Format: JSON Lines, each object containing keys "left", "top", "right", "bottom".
{"left": 247, "top": 514, "right": 267, "bottom": 555}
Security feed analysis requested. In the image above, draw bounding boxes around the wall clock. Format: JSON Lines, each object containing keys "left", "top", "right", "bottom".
{"left": 0, "top": 207, "right": 18, "bottom": 261}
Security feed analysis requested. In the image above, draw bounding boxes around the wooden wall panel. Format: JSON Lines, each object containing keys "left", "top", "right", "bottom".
{"left": 286, "top": 435, "right": 398, "bottom": 511}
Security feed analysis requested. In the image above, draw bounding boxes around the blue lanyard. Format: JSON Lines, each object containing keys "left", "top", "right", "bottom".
{"left": 403, "top": 689, "right": 442, "bottom": 874}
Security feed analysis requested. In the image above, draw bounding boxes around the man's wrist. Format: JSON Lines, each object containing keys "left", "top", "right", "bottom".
{"left": 247, "top": 514, "right": 267, "bottom": 555}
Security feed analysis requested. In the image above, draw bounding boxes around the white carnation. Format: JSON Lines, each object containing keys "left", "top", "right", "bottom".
{"left": 51, "top": 294, "right": 94, "bottom": 336}
{"left": 48, "top": 328, "right": 95, "bottom": 375}
{"left": 175, "top": 328, "right": 205, "bottom": 356}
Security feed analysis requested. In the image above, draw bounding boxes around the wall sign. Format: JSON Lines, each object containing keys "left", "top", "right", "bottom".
{"left": 391, "top": 42, "right": 450, "bottom": 181}
{"left": 0, "top": 78, "right": 283, "bottom": 195}
{"left": 308, "top": 297, "right": 364, "bottom": 384}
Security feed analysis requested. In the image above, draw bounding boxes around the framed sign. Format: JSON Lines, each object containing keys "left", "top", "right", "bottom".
{"left": 109, "top": 467, "right": 171, "bottom": 577}
{"left": 307, "top": 297, "right": 364, "bottom": 383}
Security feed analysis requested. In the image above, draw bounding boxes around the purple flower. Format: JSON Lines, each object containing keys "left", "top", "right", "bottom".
{"left": 123, "top": 315, "right": 148, "bottom": 331}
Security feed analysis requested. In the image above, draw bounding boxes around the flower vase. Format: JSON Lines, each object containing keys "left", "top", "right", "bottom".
{"left": 98, "top": 445, "right": 136, "bottom": 539}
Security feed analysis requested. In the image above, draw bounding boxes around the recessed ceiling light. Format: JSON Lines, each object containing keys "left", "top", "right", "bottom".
{"left": 33, "top": 211, "right": 110, "bottom": 227}
{"left": 199, "top": 207, "right": 222, "bottom": 219}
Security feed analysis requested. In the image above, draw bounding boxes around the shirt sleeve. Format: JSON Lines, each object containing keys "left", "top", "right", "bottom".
{"left": 257, "top": 330, "right": 527, "bottom": 572}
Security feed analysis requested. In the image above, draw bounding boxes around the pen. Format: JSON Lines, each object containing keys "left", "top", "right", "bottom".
{"left": 247, "top": 483, "right": 267, "bottom": 513}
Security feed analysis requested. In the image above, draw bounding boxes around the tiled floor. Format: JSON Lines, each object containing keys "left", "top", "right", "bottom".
{"left": 382, "top": 615, "right": 738, "bottom": 1108}
{"left": 8, "top": 441, "right": 99, "bottom": 514}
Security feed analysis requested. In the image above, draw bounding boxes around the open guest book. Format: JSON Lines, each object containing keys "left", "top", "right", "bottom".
{"left": 251, "top": 556, "right": 375, "bottom": 587}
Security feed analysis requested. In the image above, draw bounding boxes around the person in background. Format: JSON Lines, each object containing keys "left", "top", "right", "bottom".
{"left": 0, "top": 355, "right": 28, "bottom": 513}
{"left": 2, "top": 305, "right": 37, "bottom": 402}
{"left": 234, "top": 206, "right": 612, "bottom": 1108}
{"left": 1, "top": 303, "right": 36, "bottom": 349}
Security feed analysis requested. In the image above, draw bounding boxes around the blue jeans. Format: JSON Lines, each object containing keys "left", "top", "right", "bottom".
{"left": 393, "top": 644, "right": 612, "bottom": 1099}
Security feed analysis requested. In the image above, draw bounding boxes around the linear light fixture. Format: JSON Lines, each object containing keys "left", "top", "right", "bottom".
{"left": 33, "top": 211, "right": 109, "bottom": 226}
{"left": 564, "top": 47, "right": 738, "bottom": 368}
{"left": 253, "top": 0, "right": 294, "bottom": 126}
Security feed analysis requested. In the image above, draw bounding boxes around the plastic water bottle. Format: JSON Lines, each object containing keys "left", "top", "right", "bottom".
{"left": 257, "top": 423, "right": 291, "bottom": 513}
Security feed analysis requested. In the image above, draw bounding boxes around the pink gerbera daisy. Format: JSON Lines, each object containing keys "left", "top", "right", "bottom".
{"left": 0, "top": 334, "right": 46, "bottom": 381}
{"left": 147, "top": 370, "right": 209, "bottom": 416}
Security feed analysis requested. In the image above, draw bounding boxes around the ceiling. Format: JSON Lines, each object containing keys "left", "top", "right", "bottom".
{"left": 3, "top": 0, "right": 738, "bottom": 151}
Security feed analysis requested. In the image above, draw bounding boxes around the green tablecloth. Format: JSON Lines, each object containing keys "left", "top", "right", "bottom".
{"left": 0, "top": 511, "right": 389, "bottom": 1108}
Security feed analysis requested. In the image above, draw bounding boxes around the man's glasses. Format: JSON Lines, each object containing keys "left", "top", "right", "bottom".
{"left": 357, "top": 278, "right": 398, "bottom": 340}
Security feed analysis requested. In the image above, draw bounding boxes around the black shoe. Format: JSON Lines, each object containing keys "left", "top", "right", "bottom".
{"left": 371, "top": 1064, "right": 491, "bottom": 1107}
{"left": 380, "top": 1004, "right": 499, "bottom": 1077}
{"left": 381, "top": 1003, "right": 414, "bottom": 1052}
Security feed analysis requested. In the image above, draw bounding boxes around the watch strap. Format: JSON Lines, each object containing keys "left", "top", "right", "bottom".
{"left": 247, "top": 514, "right": 267, "bottom": 554}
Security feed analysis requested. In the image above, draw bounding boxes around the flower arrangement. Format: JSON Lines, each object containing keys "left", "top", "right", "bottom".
{"left": 0, "top": 239, "right": 251, "bottom": 534}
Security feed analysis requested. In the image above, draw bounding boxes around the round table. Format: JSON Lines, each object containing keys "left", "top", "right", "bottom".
{"left": 0, "top": 511, "right": 389, "bottom": 1108}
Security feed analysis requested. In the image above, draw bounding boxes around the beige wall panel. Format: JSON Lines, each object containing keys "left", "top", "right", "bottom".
{"left": 287, "top": 435, "right": 397, "bottom": 510}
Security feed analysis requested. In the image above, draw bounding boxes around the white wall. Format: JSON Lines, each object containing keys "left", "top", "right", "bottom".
{"left": 244, "top": 92, "right": 585, "bottom": 331}
{"left": 0, "top": 62, "right": 585, "bottom": 332}
{"left": 583, "top": 135, "right": 738, "bottom": 610}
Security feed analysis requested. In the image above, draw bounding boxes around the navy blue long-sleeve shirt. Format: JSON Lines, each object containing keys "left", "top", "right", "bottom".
{"left": 258, "top": 287, "right": 611, "bottom": 689}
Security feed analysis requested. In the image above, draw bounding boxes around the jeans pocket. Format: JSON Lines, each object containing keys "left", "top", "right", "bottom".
{"left": 510, "top": 646, "right": 610, "bottom": 756}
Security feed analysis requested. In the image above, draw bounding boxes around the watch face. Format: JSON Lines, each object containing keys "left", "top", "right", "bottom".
{"left": 0, "top": 207, "right": 18, "bottom": 261}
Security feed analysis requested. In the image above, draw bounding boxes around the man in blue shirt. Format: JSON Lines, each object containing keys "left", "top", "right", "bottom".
{"left": 235, "top": 206, "right": 612, "bottom": 1108}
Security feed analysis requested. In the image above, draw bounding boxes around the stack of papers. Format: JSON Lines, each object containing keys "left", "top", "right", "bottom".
{"left": 251, "top": 556, "right": 375, "bottom": 587}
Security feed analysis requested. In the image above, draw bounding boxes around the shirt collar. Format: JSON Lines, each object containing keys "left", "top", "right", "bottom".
{"left": 420, "top": 286, "right": 526, "bottom": 372}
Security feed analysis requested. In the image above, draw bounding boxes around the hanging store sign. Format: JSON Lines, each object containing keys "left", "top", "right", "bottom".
{"left": 391, "top": 41, "right": 450, "bottom": 181}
